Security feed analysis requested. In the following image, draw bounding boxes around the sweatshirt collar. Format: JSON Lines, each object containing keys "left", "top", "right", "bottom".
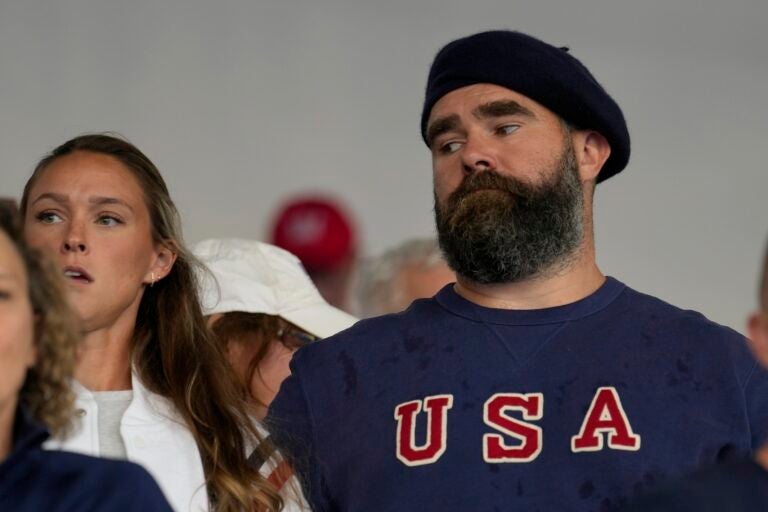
{"left": 435, "top": 276, "right": 625, "bottom": 325}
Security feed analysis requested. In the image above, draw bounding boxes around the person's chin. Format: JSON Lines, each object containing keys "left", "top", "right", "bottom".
{"left": 67, "top": 296, "right": 100, "bottom": 328}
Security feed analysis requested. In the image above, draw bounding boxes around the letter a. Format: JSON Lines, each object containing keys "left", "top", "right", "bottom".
{"left": 571, "top": 387, "right": 641, "bottom": 452}
{"left": 394, "top": 395, "right": 453, "bottom": 466}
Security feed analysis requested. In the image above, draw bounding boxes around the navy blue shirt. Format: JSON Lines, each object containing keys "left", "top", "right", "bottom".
{"left": 620, "top": 458, "right": 768, "bottom": 511}
{"left": 0, "top": 407, "right": 172, "bottom": 511}
{"left": 267, "top": 278, "right": 768, "bottom": 512}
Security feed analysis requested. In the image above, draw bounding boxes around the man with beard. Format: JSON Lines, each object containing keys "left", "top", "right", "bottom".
{"left": 267, "top": 31, "right": 768, "bottom": 512}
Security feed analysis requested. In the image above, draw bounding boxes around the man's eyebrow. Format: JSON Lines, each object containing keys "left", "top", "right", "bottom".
{"left": 89, "top": 196, "right": 134, "bottom": 213}
{"left": 426, "top": 114, "right": 460, "bottom": 146}
{"left": 473, "top": 100, "right": 535, "bottom": 120}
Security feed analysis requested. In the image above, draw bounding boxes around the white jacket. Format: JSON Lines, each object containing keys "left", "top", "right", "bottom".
{"left": 46, "top": 373, "right": 308, "bottom": 512}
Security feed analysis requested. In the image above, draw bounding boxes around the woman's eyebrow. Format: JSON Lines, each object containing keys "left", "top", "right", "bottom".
{"left": 31, "top": 192, "right": 68, "bottom": 207}
{"left": 88, "top": 196, "right": 135, "bottom": 213}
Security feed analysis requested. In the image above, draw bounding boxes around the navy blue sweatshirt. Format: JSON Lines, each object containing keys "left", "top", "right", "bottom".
{"left": 267, "top": 278, "right": 768, "bottom": 512}
{"left": 620, "top": 458, "right": 768, "bottom": 511}
{"left": 0, "top": 407, "right": 172, "bottom": 511}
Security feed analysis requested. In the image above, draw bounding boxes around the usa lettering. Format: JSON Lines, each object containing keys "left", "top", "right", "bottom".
{"left": 394, "top": 395, "right": 453, "bottom": 466}
{"left": 394, "top": 386, "right": 640, "bottom": 466}
{"left": 483, "top": 393, "right": 543, "bottom": 463}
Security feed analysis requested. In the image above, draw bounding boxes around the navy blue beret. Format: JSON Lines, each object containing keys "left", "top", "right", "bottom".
{"left": 421, "top": 30, "right": 630, "bottom": 183}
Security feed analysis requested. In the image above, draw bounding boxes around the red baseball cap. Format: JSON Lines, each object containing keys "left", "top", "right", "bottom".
{"left": 269, "top": 196, "right": 357, "bottom": 273}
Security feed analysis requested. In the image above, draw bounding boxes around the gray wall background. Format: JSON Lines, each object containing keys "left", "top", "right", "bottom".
{"left": 1, "top": 0, "right": 766, "bottom": 332}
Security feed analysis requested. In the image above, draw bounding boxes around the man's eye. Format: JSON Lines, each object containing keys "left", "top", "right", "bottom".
{"left": 36, "top": 211, "right": 62, "bottom": 224}
{"left": 440, "top": 141, "right": 463, "bottom": 154}
{"left": 496, "top": 124, "right": 520, "bottom": 135}
{"left": 96, "top": 215, "right": 122, "bottom": 227}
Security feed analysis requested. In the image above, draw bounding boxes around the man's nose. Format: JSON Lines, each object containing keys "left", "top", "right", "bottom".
{"left": 461, "top": 137, "right": 498, "bottom": 175}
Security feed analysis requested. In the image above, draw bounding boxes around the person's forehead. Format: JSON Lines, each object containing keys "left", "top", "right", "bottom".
{"left": 427, "top": 83, "right": 557, "bottom": 125}
{"left": 30, "top": 152, "right": 147, "bottom": 207}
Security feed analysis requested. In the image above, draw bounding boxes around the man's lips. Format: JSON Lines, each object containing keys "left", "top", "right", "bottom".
{"left": 466, "top": 187, "right": 507, "bottom": 194}
{"left": 456, "top": 187, "right": 516, "bottom": 202}
{"left": 62, "top": 266, "right": 94, "bottom": 283}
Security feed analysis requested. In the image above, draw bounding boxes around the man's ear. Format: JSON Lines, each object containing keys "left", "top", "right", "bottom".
{"left": 747, "top": 311, "right": 768, "bottom": 368}
{"left": 145, "top": 241, "right": 178, "bottom": 285}
{"left": 572, "top": 130, "right": 611, "bottom": 182}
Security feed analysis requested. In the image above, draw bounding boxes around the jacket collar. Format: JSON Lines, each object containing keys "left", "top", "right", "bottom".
{"left": 72, "top": 370, "right": 180, "bottom": 428}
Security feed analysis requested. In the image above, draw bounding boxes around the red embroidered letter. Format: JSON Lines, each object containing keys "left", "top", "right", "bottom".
{"left": 394, "top": 395, "right": 453, "bottom": 466}
{"left": 571, "top": 387, "right": 641, "bottom": 452}
{"left": 483, "top": 393, "right": 543, "bottom": 463}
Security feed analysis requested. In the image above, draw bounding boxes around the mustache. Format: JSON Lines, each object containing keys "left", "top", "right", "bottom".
{"left": 448, "top": 171, "right": 537, "bottom": 206}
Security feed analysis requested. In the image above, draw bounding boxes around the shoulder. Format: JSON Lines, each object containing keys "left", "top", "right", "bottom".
{"left": 616, "top": 284, "right": 759, "bottom": 383}
{"left": 293, "top": 297, "right": 445, "bottom": 366}
{"left": 87, "top": 457, "right": 174, "bottom": 511}
{"left": 274, "top": 298, "right": 454, "bottom": 419}
{"left": 619, "top": 284, "right": 745, "bottom": 342}
{"left": 20, "top": 450, "right": 172, "bottom": 511}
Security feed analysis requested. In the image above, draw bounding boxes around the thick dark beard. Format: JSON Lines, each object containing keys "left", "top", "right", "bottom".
{"left": 434, "top": 142, "right": 584, "bottom": 285}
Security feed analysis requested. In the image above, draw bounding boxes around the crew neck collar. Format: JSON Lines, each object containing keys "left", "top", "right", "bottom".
{"left": 435, "top": 276, "right": 625, "bottom": 326}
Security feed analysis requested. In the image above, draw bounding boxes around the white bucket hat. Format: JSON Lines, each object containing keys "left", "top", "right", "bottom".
{"left": 193, "top": 238, "right": 357, "bottom": 339}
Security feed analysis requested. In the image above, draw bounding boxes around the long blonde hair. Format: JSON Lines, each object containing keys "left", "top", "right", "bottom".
{"left": 20, "top": 134, "right": 282, "bottom": 512}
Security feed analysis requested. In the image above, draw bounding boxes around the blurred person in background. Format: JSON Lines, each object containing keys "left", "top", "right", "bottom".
{"left": 194, "top": 237, "right": 357, "bottom": 419}
{"left": 0, "top": 212, "right": 172, "bottom": 511}
{"left": 194, "top": 238, "right": 357, "bottom": 509}
{"left": 353, "top": 237, "right": 454, "bottom": 318}
{"left": 0, "top": 198, "right": 18, "bottom": 232}
{"left": 269, "top": 195, "right": 358, "bottom": 312}
{"left": 20, "top": 134, "right": 285, "bottom": 512}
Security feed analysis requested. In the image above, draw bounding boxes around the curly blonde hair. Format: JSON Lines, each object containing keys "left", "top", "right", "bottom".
{"left": 1, "top": 220, "right": 80, "bottom": 438}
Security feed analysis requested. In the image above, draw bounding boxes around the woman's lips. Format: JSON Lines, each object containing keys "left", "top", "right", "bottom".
{"left": 63, "top": 266, "right": 94, "bottom": 283}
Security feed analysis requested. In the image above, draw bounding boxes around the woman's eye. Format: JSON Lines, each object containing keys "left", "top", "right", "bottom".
{"left": 96, "top": 216, "right": 122, "bottom": 227}
{"left": 36, "top": 211, "right": 62, "bottom": 224}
